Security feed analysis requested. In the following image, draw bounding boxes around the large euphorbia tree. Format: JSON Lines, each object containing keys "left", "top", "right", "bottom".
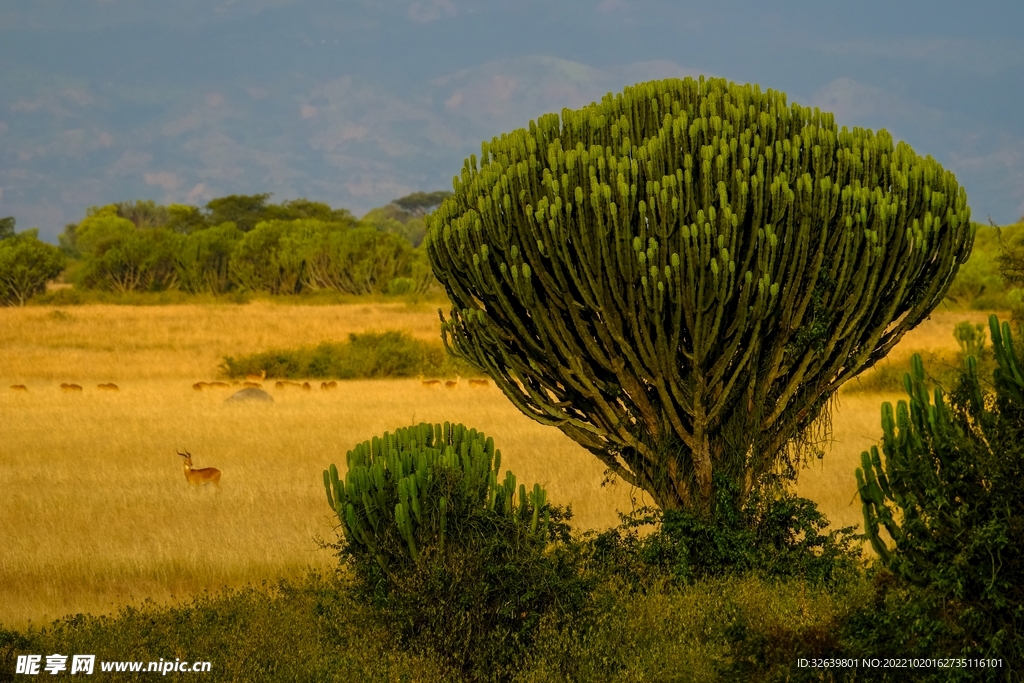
{"left": 425, "top": 77, "right": 973, "bottom": 514}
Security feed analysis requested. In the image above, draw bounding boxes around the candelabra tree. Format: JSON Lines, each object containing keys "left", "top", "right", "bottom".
{"left": 425, "top": 76, "right": 974, "bottom": 514}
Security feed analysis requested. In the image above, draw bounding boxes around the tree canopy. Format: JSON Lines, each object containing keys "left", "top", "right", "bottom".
{"left": 0, "top": 216, "right": 15, "bottom": 241}
{"left": 426, "top": 76, "right": 974, "bottom": 514}
{"left": 393, "top": 191, "right": 453, "bottom": 217}
{"left": 55, "top": 194, "right": 437, "bottom": 296}
{"left": 0, "top": 224, "right": 65, "bottom": 306}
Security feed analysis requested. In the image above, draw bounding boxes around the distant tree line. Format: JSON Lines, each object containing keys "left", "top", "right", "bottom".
{"left": 43, "top": 192, "right": 450, "bottom": 298}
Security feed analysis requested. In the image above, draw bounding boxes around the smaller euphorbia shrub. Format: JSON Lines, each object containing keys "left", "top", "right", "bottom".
{"left": 856, "top": 315, "right": 1024, "bottom": 667}
{"left": 323, "top": 422, "right": 589, "bottom": 680}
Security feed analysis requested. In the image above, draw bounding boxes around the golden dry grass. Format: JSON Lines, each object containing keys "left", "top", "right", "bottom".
{"left": 0, "top": 301, "right": 447, "bottom": 382}
{"left": 804, "top": 306, "right": 1009, "bottom": 531}
{"left": 842, "top": 306, "right": 1003, "bottom": 393}
{"left": 0, "top": 302, "right": 1005, "bottom": 629}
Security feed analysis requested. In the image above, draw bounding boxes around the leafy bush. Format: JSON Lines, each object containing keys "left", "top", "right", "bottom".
{"left": 174, "top": 221, "right": 241, "bottom": 294}
{"left": 73, "top": 206, "right": 179, "bottom": 293}
{"left": 221, "top": 330, "right": 477, "bottom": 380}
{"left": 0, "top": 229, "right": 66, "bottom": 306}
{"left": 517, "top": 573, "right": 875, "bottom": 683}
{"left": 323, "top": 422, "right": 591, "bottom": 680}
{"left": 229, "top": 219, "right": 305, "bottom": 294}
{"left": 856, "top": 314, "right": 1024, "bottom": 668}
{"left": 385, "top": 277, "right": 415, "bottom": 295}
{"left": 591, "top": 473, "right": 860, "bottom": 590}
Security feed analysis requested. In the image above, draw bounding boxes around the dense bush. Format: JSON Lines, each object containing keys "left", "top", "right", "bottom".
{"left": 0, "top": 226, "right": 66, "bottom": 306}
{"left": 591, "top": 473, "right": 861, "bottom": 591}
{"left": 220, "top": 330, "right": 477, "bottom": 380}
{"left": 72, "top": 206, "right": 178, "bottom": 292}
{"left": 174, "top": 221, "right": 242, "bottom": 294}
{"left": 856, "top": 315, "right": 1024, "bottom": 670}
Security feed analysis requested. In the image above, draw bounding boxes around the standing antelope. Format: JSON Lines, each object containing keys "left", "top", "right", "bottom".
{"left": 177, "top": 450, "right": 221, "bottom": 488}
{"left": 245, "top": 369, "right": 267, "bottom": 383}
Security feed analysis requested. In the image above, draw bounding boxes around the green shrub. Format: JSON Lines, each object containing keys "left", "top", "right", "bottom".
{"left": 856, "top": 314, "right": 1024, "bottom": 669}
{"left": 591, "top": 473, "right": 860, "bottom": 591}
{"left": 220, "top": 330, "right": 477, "bottom": 379}
{"left": 0, "top": 229, "right": 66, "bottom": 306}
{"left": 174, "top": 222, "right": 242, "bottom": 294}
{"left": 385, "top": 277, "right": 415, "bottom": 295}
{"left": 73, "top": 205, "right": 178, "bottom": 293}
{"left": 323, "top": 422, "right": 591, "bottom": 680}
{"left": 518, "top": 574, "right": 874, "bottom": 683}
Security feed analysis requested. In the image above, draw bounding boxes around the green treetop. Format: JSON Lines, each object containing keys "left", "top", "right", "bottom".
{"left": 426, "top": 76, "right": 974, "bottom": 514}
{"left": 0, "top": 221, "right": 66, "bottom": 306}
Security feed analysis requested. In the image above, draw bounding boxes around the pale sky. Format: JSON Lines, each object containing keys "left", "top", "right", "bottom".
{"left": 1, "top": 0, "right": 1022, "bottom": 242}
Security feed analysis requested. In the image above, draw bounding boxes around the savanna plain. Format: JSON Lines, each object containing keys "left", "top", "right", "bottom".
{"left": 2, "top": 305, "right": 1007, "bottom": 683}
{"left": 0, "top": 300, "right": 996, "bottom": 632}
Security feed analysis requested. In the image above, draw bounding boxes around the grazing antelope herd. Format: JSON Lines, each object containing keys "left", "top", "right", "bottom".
{"left": 420, "top": 375, "right": 488, "bottom": 389}
{"left": 10, "top": 375, "right": 490, "bottom": 393}
{"left": 273, "top": 380, "right": 314, "bottom": 390}
{"left": 193, "top": 381, "right": 230, "bottom": 390}
{"left": 11, "top": 383, "right": 120, "bottom": 392}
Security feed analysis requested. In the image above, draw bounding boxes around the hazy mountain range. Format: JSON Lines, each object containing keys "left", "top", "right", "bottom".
{"left": 2, "top": 0, "right": 1022, "bottom": 243}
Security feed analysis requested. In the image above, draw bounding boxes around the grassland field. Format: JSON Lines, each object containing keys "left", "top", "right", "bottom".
{"left": 0, "top": 300, "right": 1004, "bottom": 631}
